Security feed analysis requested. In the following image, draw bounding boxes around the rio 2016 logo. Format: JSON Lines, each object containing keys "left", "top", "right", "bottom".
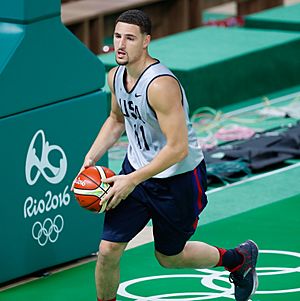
{"left": 117, "top": 249, "right": 300, "bottom": 300}
{"left": 25, "top": 129, "right": 67, "bottom": 185}
{"left": 24, "top": 129, "right": 70, "bottom": 247}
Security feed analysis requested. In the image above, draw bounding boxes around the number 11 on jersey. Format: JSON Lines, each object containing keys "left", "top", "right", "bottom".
{"left": 134, "top": 124, "right": 150, "bottom": 151}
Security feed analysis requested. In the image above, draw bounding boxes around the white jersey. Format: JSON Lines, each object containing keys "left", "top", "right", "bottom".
{"left": 114, "top": 60, "right": 203, "bottom": 178}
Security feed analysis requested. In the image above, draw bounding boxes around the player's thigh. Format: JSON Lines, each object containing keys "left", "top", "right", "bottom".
{"left": 102, "top": 191, "right": 151, "bottom": 243}
{"left": 149, "top": 162, "right": 208, "bottom": 255}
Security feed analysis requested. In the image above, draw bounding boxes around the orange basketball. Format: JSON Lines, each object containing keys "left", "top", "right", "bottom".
{"left": 73, "top": 166, "right": 115, "bottom": 213}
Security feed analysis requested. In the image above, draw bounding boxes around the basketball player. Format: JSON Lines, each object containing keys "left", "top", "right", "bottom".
{"left": 76, "top": 10, "right": 258, "bottom": 301}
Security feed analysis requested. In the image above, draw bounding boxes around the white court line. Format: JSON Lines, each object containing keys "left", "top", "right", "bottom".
{"left": 207, "top": 161, "right": 300, "bottom": 195}
{"left": 224, "top": 91, "right": 300, "bottom": 117}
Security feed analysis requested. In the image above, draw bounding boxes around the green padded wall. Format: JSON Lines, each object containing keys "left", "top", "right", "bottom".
{"left": 0, "top": 92, "right": 108, "bottom": 284}
{"left": 245, "top": 4, "right": 300, "bottom": 32}
{"left": 99, "top": 27, "right": 300, "bottom": 113}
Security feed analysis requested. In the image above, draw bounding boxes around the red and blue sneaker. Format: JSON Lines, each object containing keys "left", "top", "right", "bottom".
{"left": 229, "top": 240, "right": 259, "bottom": 301}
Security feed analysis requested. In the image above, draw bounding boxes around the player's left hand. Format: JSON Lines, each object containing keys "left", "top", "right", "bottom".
{"left": 100, "top": 174, "right": 136, "bottom": 210}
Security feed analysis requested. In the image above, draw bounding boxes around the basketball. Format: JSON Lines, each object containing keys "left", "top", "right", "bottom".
{"left": 73, "top": 166, "right": 115, "bottom": 213}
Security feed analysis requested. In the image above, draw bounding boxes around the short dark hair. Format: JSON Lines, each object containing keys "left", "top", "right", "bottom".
{"left": 116, "top": 9, "right": 152, "bottom": 35}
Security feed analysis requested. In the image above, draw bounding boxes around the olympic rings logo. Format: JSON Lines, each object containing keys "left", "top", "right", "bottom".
{"left": 32, "top": 215, "right": 64, "bottom": 246}
{"left": 117, "top": 249, "right": 300, "bottom": 300}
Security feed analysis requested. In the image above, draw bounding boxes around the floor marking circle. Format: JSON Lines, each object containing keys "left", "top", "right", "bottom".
{"left": 118, "top": 249, "right": 300, "bottom": 300}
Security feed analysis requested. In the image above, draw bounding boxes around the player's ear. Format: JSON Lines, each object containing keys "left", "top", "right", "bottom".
{"left": 143, "top": 34, "right": 151, "bottom": 49}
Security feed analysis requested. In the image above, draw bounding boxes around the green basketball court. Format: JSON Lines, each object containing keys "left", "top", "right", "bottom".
{"left": 1, "top": 165, "right": 299, "bottom": 300}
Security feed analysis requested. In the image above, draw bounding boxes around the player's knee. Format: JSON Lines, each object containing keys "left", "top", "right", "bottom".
{"left": 98, "top": 240, "right": 126, "bottom": 263}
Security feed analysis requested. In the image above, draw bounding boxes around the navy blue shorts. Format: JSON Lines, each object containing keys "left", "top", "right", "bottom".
{"left": 102, "top": 157, "right": 208, "bottom": 256}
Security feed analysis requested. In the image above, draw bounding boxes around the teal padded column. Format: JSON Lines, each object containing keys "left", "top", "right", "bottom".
{"left": 0, "top": 0, "right": 105, "bottom": 118}
{"left": 0, "top": 0, "right": 108, "bottom": 283}
{"left": 0, "top": 0, "right": 60, "bottom": 23}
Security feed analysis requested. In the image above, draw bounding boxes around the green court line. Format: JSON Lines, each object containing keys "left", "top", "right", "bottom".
{"left": 1, "top": 196, "right": 299, "bottom": 300}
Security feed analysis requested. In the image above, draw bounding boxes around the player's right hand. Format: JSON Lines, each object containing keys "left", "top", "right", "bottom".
{"left": 71, "top": 157, "right": 95, "bottom": 191}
